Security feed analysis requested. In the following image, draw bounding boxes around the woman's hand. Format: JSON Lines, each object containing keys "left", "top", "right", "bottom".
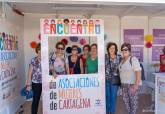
{"left": 26, "top": 85, "right": 31, "bottom": 91}
{"left": 50, "top": 65, "right": 57, "bottom": 79}
{"left": 52, "top": 72, "right": 57, "bottom": 79}
{"left": 131, "top": 70, "right": 141, "bottom": 94}
{"left": 130, "top": 84, "right": 139, "bottom": 95}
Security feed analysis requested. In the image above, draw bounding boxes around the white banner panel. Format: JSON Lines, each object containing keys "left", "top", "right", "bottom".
{"left": 40, "top": 19, "right": 105, "bottom": 114}
{"left": 155, "top": 73, "right": 165, "bottom": 114}
{"left": 0, "top": 32, "right": 19, "bottom": 111}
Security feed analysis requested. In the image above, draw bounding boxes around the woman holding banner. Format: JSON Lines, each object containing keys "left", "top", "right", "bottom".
{"left": 86, "top": 43, "right": 98, "bottom": 73}
{"left": 105, "top": 42, "right": 122, "bottom": 114}
{"left": 119, "top": 43, "right": 141, "bottom": 114}
{"left": 68, "top": 45, "right": 84, "bottom": 74}
{"left": 26, "top": 43, "right": 42, "bottom": 114}
{"left": 49, "top": 42, "right": 69, "bottom": 77}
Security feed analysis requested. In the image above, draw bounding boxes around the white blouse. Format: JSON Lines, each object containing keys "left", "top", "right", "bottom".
{"left": 119, "top": 56, "right": 142, "bottom": 85}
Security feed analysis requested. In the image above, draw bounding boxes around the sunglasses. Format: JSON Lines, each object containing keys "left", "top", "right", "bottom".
{"left": 72, "top": 48, "right": 78, "bottom": 51}
{"left": 121, "top": 49, "right": 129, "bottom": 52}
{"left": 84, "top": 48, "right": 89, "bottom": 51}
{"left": 57, "top": 47, "right": 64, "bottom": 50}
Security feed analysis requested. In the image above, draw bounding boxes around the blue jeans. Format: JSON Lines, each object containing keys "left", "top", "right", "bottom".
{"left": 106, "top": 80, "right": 118, "bottom": 114}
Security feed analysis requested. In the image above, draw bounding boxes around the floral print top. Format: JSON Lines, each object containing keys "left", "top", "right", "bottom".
{"left": 105, "top": 54, "right": 122, "bottom": 80}
{"left": 31, "top": 57, "right": 42, "bottom": 83}
{"left": 49, "top": 52, "right": 67, "bottom": 75}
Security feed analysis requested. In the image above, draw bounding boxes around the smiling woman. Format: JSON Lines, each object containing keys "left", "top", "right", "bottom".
{"left": 49, "top": 41, "right": 69, "bottom": 78}
{"left": 119, "top": 43, "right": 142, "bottom": 114}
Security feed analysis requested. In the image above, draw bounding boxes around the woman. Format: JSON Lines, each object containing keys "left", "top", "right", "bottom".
{"left": 68, "top": 45, "right": 84, "bottom": 74}
{"left": 160, "top": 46, "right": 165, "bottom": 72}
{"left": 105, "top": 42, "right": 122, "bottom": 114}
{"left": 26, "top": 43, "right": 42, "bottom": 114}
{"left": 80, "top": 44, "right": 90, "bottom": 73}
{"left": 119, "top": 43, "right": 141, "bottom": 114}
{"left": 86, "top": 43, "right": 98, "bottom": 73}
{"left": 49, "top": 42, "right": 69, "bottom": 78}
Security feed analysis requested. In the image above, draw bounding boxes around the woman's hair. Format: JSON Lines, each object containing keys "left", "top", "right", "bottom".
{"left": 35, "top": 43, "right": 41, "bottom": 54}
{"left": 55, "top": 42, "right": 65, "bottom": 49}
{"left": 91, "top": 43, "right": 97, "bottom": 49}
{"left": 71, "top": 45, "right": 78, "bottom": 50}
{"left": 83, "top": 44, "right": 90, "bottom": 51}
{"left": 121, "top": 43, "right": 131, "bottom": 52}
{"left": 163, "top": 46, "right": 165, "bottom": 54}
{"left": 106, "top": 42, "right": 118, "bottom": 55}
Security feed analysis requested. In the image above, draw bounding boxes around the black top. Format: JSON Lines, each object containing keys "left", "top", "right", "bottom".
{"left": 68, "top": 55, "right": 81, "bottom": 74}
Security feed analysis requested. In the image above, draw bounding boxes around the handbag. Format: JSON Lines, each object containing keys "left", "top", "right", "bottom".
{"left": 111, "top": 74, "right": 121, "bottom": 86}
{"left": 108, "top": 55, "right": 121, "bottom": 86}
{"left": 20, "top": 86, "right": 33, "bottom": 100}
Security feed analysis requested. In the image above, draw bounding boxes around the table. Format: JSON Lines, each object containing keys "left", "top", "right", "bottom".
{"left": 155, "top": 73, "right": 165, "bottom": 114}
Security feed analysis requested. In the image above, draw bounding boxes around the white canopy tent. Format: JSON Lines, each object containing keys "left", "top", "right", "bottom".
{"left": 0, "top": 1, "right": 165, "bottom": 114}
{"left": 3, "top": 0, "right": 165, "bottom": 17}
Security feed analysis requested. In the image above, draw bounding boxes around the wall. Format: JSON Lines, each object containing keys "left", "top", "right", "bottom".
{"left": 0, "top": 3, "right": 25, "bottom": 114}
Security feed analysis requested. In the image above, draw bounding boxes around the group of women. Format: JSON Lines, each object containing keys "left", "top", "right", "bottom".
{"left": 105, "top": 42, "right": 142, "bottom": 114}
{"left": 26, "top": 41, "right": 142, "bottom": 114}
{"left": 49, "top": 42, "right": 98, "bottom": 77}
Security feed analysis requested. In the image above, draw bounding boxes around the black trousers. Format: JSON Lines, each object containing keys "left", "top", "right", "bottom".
{"left": 32, "top": 82, "right": 42, "bottom": 114}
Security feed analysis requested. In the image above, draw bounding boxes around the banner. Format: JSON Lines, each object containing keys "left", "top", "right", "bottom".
{"left": 124, "top": 29, "right": 144, "bottom": 45}
{"left": 131, "top": 46, "right": 144, "bottom": 62}
{"left": 40, "top": 19, "right": 105, "bottom": 114}
{"left": 0, "top": 32, "right": 19, "bottom": 109}
{"left": 123, "top": 29, "right": 144, "bottom": 61}
{"left": 152, "top": 46, "right": 164, "bottom": 61}
{"left": 155, "top": 74, "right": 165, "bottom": 114}
{"left": 152, "top": 29, "right": 165, "bottom": 61}
{"left": 153, "top": 29, "right": 165, "bottom": 45}
{"left": 42, "top": 19, "right": 101, "bottom": 36}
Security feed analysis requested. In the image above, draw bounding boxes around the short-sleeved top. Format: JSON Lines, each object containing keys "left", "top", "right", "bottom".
{"left": 160, "top": 54, "right": 165, "bottom": 72}
{"left": 86, "top": 56, "right": 98, "bottom": 73}
{"left": 68, "top": 55, "right": 81, "bottom": 74}
{"left": 49, "top": 52, "right": 67, "bottom": 75}
{"left": 119, "top": 56, "right": 142, "bottom": 85}
{"left": 31, "top": 57, "right": 42, "bottom": 83}
{"left": 105, "top": 54, "right": 122, "bottom": 79}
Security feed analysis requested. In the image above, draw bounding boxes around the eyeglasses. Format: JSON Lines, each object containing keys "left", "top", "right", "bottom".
{"left": 121, "top": 49, "right": 129, "bottom": 52}
{"left": 57, "top": 47, "right": 64, "bottom": 50}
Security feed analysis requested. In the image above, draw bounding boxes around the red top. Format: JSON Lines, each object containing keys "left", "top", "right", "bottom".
{"left": 80, "top": 54, "right": 86, "bottom": 69}
{"left": 160, "top": 54, "right": 165, "bottom": 72}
